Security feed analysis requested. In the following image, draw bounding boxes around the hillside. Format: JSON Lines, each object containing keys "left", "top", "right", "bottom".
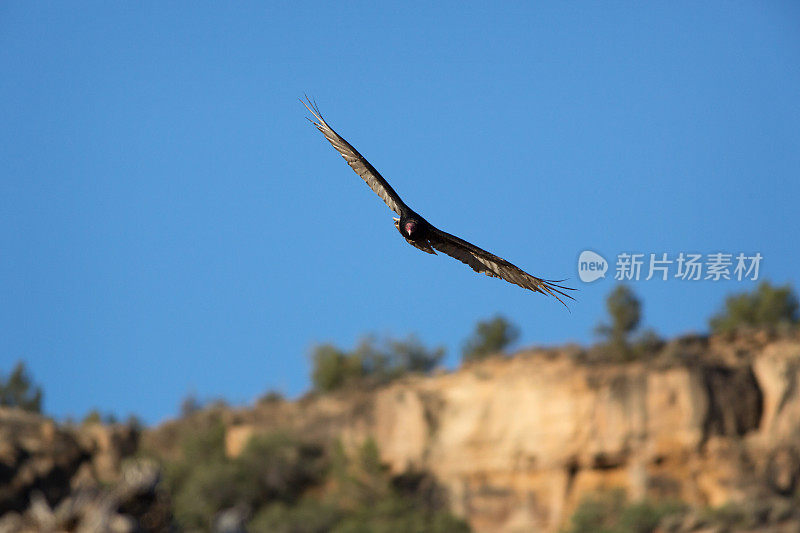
{"left": 2, "top": 329, "right": 800, "bottom": 532}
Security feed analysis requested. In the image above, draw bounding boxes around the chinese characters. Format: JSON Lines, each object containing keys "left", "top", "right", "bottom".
{"left": 613, "top": 252, "right": 762, "bottom": 282}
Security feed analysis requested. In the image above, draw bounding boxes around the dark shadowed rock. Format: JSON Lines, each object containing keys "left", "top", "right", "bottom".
{"left": 0, "top": 410, "right": 172, "bottom": 532}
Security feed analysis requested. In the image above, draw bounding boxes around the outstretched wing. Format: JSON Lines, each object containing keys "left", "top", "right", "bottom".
{"left": 428, "top": 226, "right": 575, "bottom": 307}
{"left": 302, "top": 97, "right": 408, "bottom": 216}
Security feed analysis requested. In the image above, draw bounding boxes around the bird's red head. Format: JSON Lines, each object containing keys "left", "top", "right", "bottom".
{"left": 404, "top": 221, "right": 417, "bottom": 236}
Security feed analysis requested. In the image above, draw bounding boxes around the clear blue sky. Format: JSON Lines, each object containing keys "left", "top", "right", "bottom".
{"left": 2, "top": 3, "right": 798, "bottom": 424}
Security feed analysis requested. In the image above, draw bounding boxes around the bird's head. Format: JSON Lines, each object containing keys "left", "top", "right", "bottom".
{"left": 404, "top": 220, "right": 418, "bottom": 237}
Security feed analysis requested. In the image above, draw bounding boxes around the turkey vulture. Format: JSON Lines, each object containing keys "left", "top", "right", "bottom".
{"left": 302, "top": 97, "right": 575, "bottom": 306}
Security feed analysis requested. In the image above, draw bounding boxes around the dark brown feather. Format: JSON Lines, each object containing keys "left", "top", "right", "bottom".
{"left": 428, "top": 226, "right": 575, "bottom": 307}
{"left": 301, "top": 97, "right": 408, "bottom": 216}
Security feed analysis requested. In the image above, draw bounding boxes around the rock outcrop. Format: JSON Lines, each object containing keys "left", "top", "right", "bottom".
{"left": 3, "top": 330, "right": 800, "bottom": 532}
{"left": 147, "top": 331, "right": 800, "bottom": 532}
{"left": 0, "top": 409, "right": 171, "bottom": 532}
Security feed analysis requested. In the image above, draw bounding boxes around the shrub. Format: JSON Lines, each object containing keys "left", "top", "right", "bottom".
{"left": 331, "top": 493, "right": 469, "bottom": 533}
{"left": 171, "top": 460, "right": 246, "bottom": 530}
{"left": 709, "top": 281, "right": 799, "bottom": 334}
{"left": 311, "top": 344, "right": 367, "bottom": 393}
{"left": 249, "top": 499, "right": 341, "bottom": 533}
{"left": 0, "top": 361, "right": 43, "bottom": 413}
{"left": 236, "top": 432, "right": 327, "bottom": 504}
{"left": 565, "top": 490, "right": 684, "bottom": 533}
{"left": 163, "top": 428, "right": 469, "bottom": 532}
{"left": 311, "top": 336, "right": 445, "bottom": 393}
{"left": 164, "top": 422, "right": 330, "bottom": 531}
{"left": 461, "top": 315, "right": 520, "bottom": 362}
{"left": 596, "top": 286, "right": 641, "bottom": 343}
{"left": 328, "top": 438, "right": 470, "bottom": 533}
{"left": 698, "top": 501, "right": 748, "bottom": 530}
{"left": 258, "top": 390, "right": 284, "bottom": 404}
{"left": 631, "top": 329, "right": 664, "bottom": 360}
{"left": 125, "top": 414, "right": 144, "bottom": 431}
{"left": 163, "top": 419, "right": 230, "bottom": 528}
{"left": 381, "top": 335, "right": 444, "bottom": 375}
{"left": 618, "top": 500, "right": 684, "bottom": 533}
{"left": 82, "top": 409, "right": 102, "bottom": 425}
{"left": 180, "top": 393, "right": 203, "bottom": 416}
{"left": 595, "top": 285, "right": 660, "bottom": 361}
{"left": 566, "top": 489, "right": 626, "bottom": 533}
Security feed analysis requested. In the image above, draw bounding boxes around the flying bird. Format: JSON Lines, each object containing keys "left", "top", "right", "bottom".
{"left": 302, "top": 97, "right": 575, "bottom": 306}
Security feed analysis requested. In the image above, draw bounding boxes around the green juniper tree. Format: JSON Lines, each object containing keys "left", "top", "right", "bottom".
{"left": 0, "top": 361, "right": 43, "bottom": 413}
{"left": 461, "top": 315, "right": 520, "bottom": 363}
{"left": 311, "top": 336, "right": 445, "bottom": 393}
{"left": 595, "top": 285, "right": 660, "bottom": 361}
{"left": 709, "top": 281, "right": 799, "bottom": 334}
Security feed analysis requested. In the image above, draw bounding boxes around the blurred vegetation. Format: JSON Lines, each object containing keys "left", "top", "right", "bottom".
{"left": 178, "top": 392, "right": 230, "bottom": 419}
{"left": 709, "top": 280, "right": 799, "bottom": 334}
{"left": 564, "top": 489, "right": 685, "bottom": 533}
{"left": 311, "top": 335, "right": 444, "bottom": 393}
{"left": 0, "top": 361, "right": 43, "bottom": 413}
{"left": 161, "top": 419, "right": 468, "bottom": 532}
{"left": 461, "top": 315, "right": 520, "bottom": 362}
{"left": 82, "top": 409, "right": 120, "bottom": 425}
{"left": 258, "top": 389, "right": 285, "bottom": 404}
{"left": 596, "top": 285, "right": 641, "bottom": 344}
{"left": 124, "top": 413, "right": 144, "bottom": 430}
{"left": 180, "top": 393, "right": 203, "bottom": 417}
{"left": 82, "top": 410, "right": 102, "bottom": 425}
{"left": 565, "top": 489, "right": 800, "bottom": 533}
{"left": 696, "top": 502, "right": 748, "bottom": 531}
{"left": 595, "top": 285, "right": 662, "bottom": 361}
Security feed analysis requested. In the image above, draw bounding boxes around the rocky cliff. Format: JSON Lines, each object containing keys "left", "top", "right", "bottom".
{"left": 0, "top": 409, "right": 170, "bottom": 532}
{"left": 149, "top": 330, "right": 800, "bottom": 532}
{"left": 3, "top": 330, "right": 800, "bottom": 532}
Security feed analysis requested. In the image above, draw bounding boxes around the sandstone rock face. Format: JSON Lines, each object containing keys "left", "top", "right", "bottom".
{"left": 4, "top": 332, "right": 800, "bottom": 532}
{"left": 362, "top": 355, "right": 766, "bottom": 530}
{"left": 203, "top": 333, "right": 800, "bottom": 532}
